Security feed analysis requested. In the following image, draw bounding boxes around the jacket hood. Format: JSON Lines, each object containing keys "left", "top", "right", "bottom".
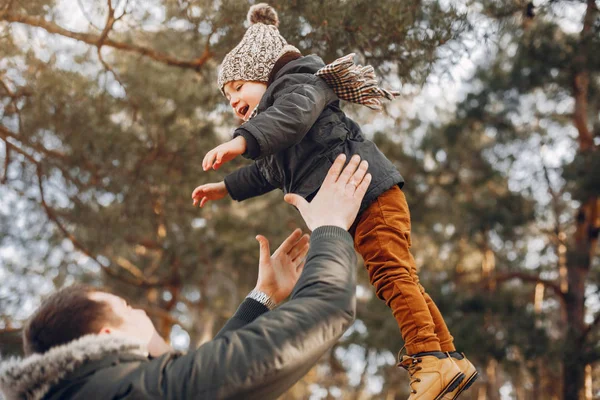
{"left": 272, "top": 55, "right": 326, "bottom": 81}
{"left": 0, "top": 334, "right": 148, "bottom": 400}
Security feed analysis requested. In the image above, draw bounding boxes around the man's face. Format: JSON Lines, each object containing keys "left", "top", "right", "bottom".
{"left": 90, "top": 292, "right": 155, "bottom": 344}
{"left": 223, "top": 80, "right": 267, "bottom": 121}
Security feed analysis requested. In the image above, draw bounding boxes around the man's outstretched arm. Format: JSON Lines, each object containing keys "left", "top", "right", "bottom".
{"left": 182, "top": 225, "right": 356, "bottom": 399}
{"left": 215, "top": 228, "right": 310, "bottom": 338}
{"left": 153, "top": 154, "right": 371, "bottom": 399}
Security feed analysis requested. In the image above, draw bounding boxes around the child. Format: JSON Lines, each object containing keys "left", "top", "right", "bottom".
{"left": 192, "top": 4, "right": 477, "bottom": 399}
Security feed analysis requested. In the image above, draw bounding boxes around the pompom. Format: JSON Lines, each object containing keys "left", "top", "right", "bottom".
{"left": 247, "top": 3, "right": 279, "bottom": 27}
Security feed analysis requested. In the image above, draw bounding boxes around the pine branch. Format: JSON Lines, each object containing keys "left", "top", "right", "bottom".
{"left": 0, "top": 125, "right": 68, "bottom": 161}
{"left": 493, "top": 271, "right": 564, "bottom": 300}
{"left": 27, "top": 157, "right": 165, "bottom": 288}
{"left": 540, "top": 150, "right": 563, "bottom": 237}
{"left": 583, "top": 311, "right": 600, "bottom": 340}
{"left": 0, "top": 12, "right": 212, "bottom": 70}
{"left": 1, "top": 143, "right": 8, "bottom": 184}
{"left": 0, "top": 125, "right": 102, "bottom": 189}
{"left": 98, "top": 0, "right": 117, "bottom": 48}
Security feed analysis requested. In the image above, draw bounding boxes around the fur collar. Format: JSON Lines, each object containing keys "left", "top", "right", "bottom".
{"left": 0, "top": 334, "right": 148, "bottom": 400}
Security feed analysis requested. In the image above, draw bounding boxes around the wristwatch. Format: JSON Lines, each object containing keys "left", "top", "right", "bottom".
{"left": 247, "top": 289, "right": 277, "bottom": 310}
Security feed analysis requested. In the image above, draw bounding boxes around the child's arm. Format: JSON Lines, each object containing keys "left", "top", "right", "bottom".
{"left": 192, "top": 163, "right": 276, "bottom": 207}
{"left": 203, "top": 80, "right": 337, "bottom": 171}
{"left": 224, "top": 162, "right": 276, "bottom": 201}
{"left": 233, "top": 80, "right": 336, "bottom": 159}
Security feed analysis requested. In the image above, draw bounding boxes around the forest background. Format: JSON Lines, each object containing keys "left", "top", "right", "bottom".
{"left": 0, "top": 0, "right": 599, "bottom": 399}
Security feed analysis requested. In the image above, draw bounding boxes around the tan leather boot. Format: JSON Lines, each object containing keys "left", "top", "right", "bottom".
{"left": 441, "top": 353, "right": 478, "bottom": 399}
{"left": 399, "top": 353, "right": 465, "bottom": 400}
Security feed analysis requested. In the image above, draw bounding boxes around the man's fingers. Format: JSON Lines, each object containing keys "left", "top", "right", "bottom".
{"left": 355, "top": 173, "right": 372, "bottom": 199}
{"left": 323, "top": 154, "right": 346, "bottom": 187}
{"left": 338, "top": 154, "right": 361, "bottom": 185}
{"left": 279, "top": 228, "right": 303, "bottom": 254}
{"left": 295, "top": 260, "right": 306, "bottom": 275}
{"left": 292, "top": 242, "right": 310, "bottom": 265}
{"left": 256, "top": 235, "right": 271, "bottom": 261}
{"left": 288, "top": 234, "right": 310, "bottom": 260}
{"left": 200, "top": 197, "right": 208, "bottom": 207}
{"left": 284, "top": 193, "right": 308, "bottom": 214}
{"left": 349, "top": 160, "right": 369, "bottom": 187}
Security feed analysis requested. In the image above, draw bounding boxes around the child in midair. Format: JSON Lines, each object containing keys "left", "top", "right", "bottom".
{"left": 192, "top": 4, "right": 477, "bottom": 399}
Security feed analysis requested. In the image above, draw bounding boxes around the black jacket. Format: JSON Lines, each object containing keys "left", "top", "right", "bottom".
{"left": 0, "top": 227, "right": 356, "bottom": 400}
{"left": 224, "top": 55, "right": 404, "bottom": 215}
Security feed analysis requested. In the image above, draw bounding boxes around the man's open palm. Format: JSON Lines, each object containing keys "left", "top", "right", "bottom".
{"left": 254, "top": 228, "right": 310, "bottom": 304}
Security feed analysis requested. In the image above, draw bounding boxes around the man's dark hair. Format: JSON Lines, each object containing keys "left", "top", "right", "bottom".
{"left": 23, "top": 285, "right": 123, "bottom": 355}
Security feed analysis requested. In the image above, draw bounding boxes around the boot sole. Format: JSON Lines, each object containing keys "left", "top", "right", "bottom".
{"left": 450, "top": 371, "right": 479, "bottom": 400}
{"left": 433, "top": 372, "right": 465, "bottom": 400}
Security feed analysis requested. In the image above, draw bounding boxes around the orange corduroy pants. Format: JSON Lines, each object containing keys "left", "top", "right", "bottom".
{"left": 351, "top": 185, "right": 456, "bottom": 355}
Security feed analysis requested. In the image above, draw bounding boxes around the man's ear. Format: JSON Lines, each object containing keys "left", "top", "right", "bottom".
{"left": 98, "top": 327, "right": 113, "bottom": 335}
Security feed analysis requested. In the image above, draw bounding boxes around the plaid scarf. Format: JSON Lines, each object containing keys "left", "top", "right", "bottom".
{"left": 246, "top": 53, "right": 398, "bottom": 121}
{"left": 315, "top": 53, "right": 399, "bottom": 110}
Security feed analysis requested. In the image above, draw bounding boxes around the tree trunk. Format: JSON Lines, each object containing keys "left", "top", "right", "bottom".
{"left": 562, "top": 212, "right": 591, "bottom": 398}
{"left": 562, "top": 274, "right": 586, "bottom": 399}
{"left": 485, "top": 358, "right": 501, "bottom": 400}
{"left": 563, "top": 1, "right": 598, "bottom": 398}
{"left": 562, "top": 347, "right": 585, "bottom": 399}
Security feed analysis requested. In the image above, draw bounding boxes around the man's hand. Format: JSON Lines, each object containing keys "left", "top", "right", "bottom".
{"left": 284, "top": 154, "right": 371, "bottom": 231}
{"left": 192, "top": 181, "right": 228, "bottom": 207}
{"left": 254, "top": 228, "right": 310, "bottom": 304}
{"left": 202, "top": 136, "right": 247, "bottom": 171}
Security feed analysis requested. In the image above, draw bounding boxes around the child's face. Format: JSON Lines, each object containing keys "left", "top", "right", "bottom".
{"left": 223, "top": 80, "right": 267, "bottom": 121}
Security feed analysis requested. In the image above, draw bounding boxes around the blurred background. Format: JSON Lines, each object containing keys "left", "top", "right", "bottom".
{"left": 0, "top": 0, "right": 598, "bottom": 398}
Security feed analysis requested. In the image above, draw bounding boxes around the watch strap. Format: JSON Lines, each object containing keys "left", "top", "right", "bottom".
{"left": 246, "top": 289, "right": 277, "bottom": 310}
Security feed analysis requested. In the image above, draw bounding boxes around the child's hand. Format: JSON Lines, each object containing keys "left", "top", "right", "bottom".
{"left": 203, "top": 136, "right": 247, "bottom": 171}
{"left": 191, "top": 181, "right": 228, "bottom": 207}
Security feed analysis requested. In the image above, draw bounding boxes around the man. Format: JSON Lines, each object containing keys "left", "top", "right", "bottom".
{"left": 0, "top": 154, "right": 372, "bottom": 400}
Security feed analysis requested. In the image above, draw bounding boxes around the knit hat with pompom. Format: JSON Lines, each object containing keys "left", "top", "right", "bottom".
{"left": 217, "top": 3, "right": 300, "bottom": 93}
